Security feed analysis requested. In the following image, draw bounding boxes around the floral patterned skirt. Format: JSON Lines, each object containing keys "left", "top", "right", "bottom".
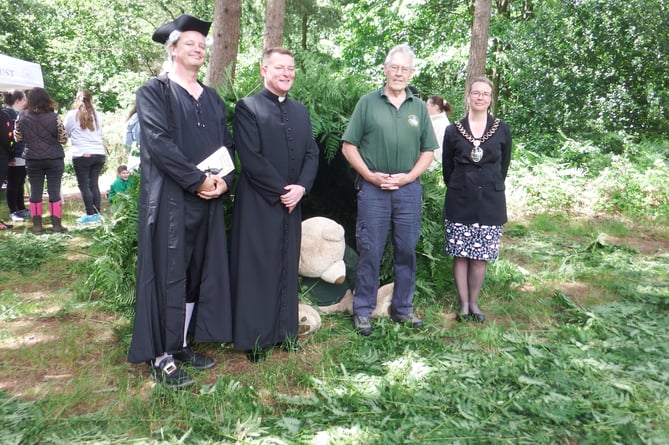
{"left": 444, "top": 219, "right": 503, "bottom": 261}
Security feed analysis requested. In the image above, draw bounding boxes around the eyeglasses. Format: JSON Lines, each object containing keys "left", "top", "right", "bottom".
{"left": 265, "top": 65, "right": 296, "bottom": 73}
{"left": 470, "top": 91, "right": 492, "bottom": 98}
{"left": 387, "top": 64, "right": 413, "bottom": 74}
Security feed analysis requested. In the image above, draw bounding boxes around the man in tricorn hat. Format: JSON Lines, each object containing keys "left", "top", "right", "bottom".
{"left": 127, "top": 14, "right": 234, "bottom": 388}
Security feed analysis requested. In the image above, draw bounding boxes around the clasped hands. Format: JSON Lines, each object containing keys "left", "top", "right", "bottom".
{"left": 197, "top": 175, "right": 228, "bottom": 200}
{"left": 281, "top": 184, "right": 306, "bottom": 214}
{"left": 371, "top": 172, "right": 409, "bottom": 191}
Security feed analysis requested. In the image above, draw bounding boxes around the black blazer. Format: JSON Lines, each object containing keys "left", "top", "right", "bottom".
{"left": 442, "top": 114, "right": 512, "bottom": 225}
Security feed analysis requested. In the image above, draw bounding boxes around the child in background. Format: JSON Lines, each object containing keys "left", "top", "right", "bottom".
{"left": 108, "top": 165, "right": 131, "bottom": 203}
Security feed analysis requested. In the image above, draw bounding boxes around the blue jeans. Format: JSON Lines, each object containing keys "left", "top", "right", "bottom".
{"left": 73, "top": 155, "right": 106, "bottom": 215}
{"left": 353, "top": 179, "right": 422, "bottom": 317}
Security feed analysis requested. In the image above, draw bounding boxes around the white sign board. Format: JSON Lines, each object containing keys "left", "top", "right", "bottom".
{"left": 0, "top": 54, "right": 44, "bottom": 91}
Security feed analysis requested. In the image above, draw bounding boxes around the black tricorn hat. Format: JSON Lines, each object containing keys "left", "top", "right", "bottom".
{"left": 152, "top": 14, "right": 212, "bottom": 44}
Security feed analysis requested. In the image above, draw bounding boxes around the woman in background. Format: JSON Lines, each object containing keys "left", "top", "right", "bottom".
{"left": 64, "top": 89, "right": 106, "bottom": 223}
{"left": 442, "top": 78, "right": 512, "bottom": 323}
{"left": 2, "top": 90, "right": 29, "bottom": 223}
{"left": 14, "top": 87, "right": 68, "bottom": 234}
{"left": 426, "top": 95, "right": 452, "bottom": 170}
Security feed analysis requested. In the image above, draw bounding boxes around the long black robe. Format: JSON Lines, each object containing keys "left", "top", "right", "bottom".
{"left": 128, "top": 75, "right": 234, "bottom": 364}
{"left": 231, "top": 88, "right": 319, "bottom": 351}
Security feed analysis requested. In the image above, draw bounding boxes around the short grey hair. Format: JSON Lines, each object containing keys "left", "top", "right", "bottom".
{"left": 384, "top": 44, "right": 416, "bottom": 67}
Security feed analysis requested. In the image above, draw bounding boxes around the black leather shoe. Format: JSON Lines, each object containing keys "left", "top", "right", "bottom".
{"left": 471, "top": 312, "right": 485, "bottom": 323}
{"left": 152, "top": 358, "right": 195, "bottom": 389}
{"left": 173, "top": 346, "right": 215, "bottom": 370}
{"left": 246, "top": 349, "right": 266, "bottom": 363}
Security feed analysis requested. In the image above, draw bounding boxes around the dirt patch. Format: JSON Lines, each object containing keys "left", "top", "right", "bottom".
{"left": 554, "top": 281, "right": 616, "bottom": 308}
{"left": 0, "top": 310, "right": 120, "bottom": 400}
{"left": 603, "top": 235, "right": 668, "bottom": 255}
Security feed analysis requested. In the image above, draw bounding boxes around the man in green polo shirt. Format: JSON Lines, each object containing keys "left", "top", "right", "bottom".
{"left": 342, "top": 43, "right": 438, "bottom": 336}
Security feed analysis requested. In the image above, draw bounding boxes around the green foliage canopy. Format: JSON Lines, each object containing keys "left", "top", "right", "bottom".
{"left": 505, "top": 0, "right": 669, "bottom": 137}
{"left": 2, "top": 0, "right": 668, "bottom": 139}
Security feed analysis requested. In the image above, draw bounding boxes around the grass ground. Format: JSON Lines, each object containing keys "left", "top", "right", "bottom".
{"left": 1, "top": 189, "right": 668, "bottom": 444}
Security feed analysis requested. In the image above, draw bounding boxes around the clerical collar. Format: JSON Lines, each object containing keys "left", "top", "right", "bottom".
{"left": 278, "top": 96, "right": 286, "bottom": 102}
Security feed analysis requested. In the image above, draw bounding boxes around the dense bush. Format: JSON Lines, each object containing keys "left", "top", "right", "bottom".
{"left": 595, "top": 156, "right": 669, "bottom": 219}
{"left": 508, "top": 135, "right": 669, "bottom": 222}
{"left": 81, "top": 172, "right": 139, "bottom": 316}
{"left": 0, "top": 233, "right": 67, "bottom": 272}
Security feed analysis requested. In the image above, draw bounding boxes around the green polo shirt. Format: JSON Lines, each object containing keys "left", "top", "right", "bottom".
{"left": 342, "top": 87, "right": 438, "bottom": 174}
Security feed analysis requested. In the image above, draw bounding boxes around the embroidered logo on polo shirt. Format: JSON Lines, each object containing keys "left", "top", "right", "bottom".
{"left": 407, "top": 115, "right": 419, "bottom": 127}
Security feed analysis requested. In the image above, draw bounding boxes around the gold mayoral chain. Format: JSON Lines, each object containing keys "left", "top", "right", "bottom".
{"left": 454, "top": 118, "right": 501, "bottom": 163}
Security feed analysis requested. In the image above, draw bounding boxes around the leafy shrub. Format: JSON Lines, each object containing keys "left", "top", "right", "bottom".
{"left": 484, "top": 258, "right": 527, "bottom": 301}
{"left": 594, "top": 156, "right": 669, "bottom": 219}
{"left": 508, "top": 152, "right": 593, "bottom": 217}
{"left": 0, "top": 394, "right": 38, "bottom": 444}
{"left": 557, "top": 131, "right": 614, "bottom": 175}
{"left": 509, "top": 135, "right": 669, "bottom": 221}
{"left": 587, "top": 131, "right": 627, "bottom": 155}
{"left": 639, "top": 135, "right": 669, "bottom": 160}
{"left": 0, "top": 233, "right": 67, "bottom": 272}
{"left": 414, "top": 169, "right": 452, "bottom": 301}
{"left": 290, "top": 51, "right": 374, "bottom": 160}
{"left": 521, "top": 132, "right": 564, "bottom": 157}
{"left": 81, "top": 172, "right": 139, "bottom": 316}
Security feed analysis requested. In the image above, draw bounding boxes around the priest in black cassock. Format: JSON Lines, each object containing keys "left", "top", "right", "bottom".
{"left": 127, "top": 14, "right": 235, "bottom": 388}
{"left": 231, "top": 48, "right": 319, "bottom": 362}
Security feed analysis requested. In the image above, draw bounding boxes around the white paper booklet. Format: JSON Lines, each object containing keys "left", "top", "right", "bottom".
{"left": 196, "top": 146, "right": 234, "bottom": 177}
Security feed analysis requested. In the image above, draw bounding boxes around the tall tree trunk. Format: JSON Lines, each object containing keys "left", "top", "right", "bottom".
{"left": 301, "top": 13, "right": 308, "bottom": 49}
{"left": 263, "top": 0, "right": 286, "bottom": 50}
{"left": 206, "top": 0, "right": 242, "bottom": 89}
{"left": 465, "top": 0, "right": 492, "bottom": 93}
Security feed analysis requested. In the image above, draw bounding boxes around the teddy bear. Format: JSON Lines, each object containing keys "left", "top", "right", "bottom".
{"left": 299, "top": 216, "right": 346, "bottom": 285}
{"left": 297, "top": 216, "right": 392, "bottom": 334}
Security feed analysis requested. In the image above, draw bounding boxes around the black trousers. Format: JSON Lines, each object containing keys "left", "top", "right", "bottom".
{"left": 6, "top": 165, "right": 27, "bottom": 213}
{"left": 0, "top": 151, "right": 8, "bottom": 206}
{"left": 184, "top": 193, "right": 210, "bottom": 303}
{"left": 73, "top": 154, "right": 106, "bottom": 215}
{"left": 26, "top": 158, "right": 64, "bottom": 203}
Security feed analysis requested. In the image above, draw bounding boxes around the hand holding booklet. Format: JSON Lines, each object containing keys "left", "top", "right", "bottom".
{"left": 197, "top": 146, "right": 234, "bottom": 177}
